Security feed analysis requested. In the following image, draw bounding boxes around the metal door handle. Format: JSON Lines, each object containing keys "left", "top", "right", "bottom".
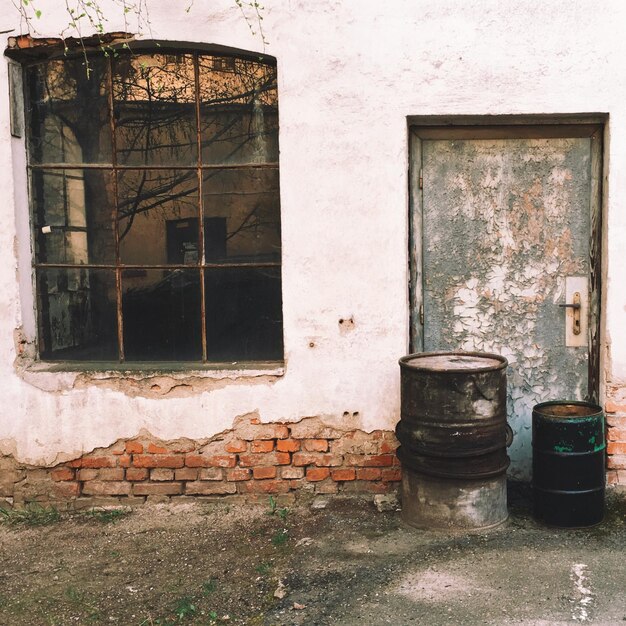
{"left": 558, "top": 292, "right": 581, "bottom": 335}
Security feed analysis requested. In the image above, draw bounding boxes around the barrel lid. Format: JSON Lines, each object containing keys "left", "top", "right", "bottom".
{"left": 533, "top": 400, "right": 603, "bottom": 419}
{"left": 399, "top": 351, "right": 507, "bottom": 373}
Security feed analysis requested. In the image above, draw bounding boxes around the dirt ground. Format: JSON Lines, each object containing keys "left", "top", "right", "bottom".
{"left": 0, "top": 486, "right": 625, "bottom": 626}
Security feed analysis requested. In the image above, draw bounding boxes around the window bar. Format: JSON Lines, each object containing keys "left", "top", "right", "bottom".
{"left": 194, "top": 53, "right": 208, "bottom": 363}
{"left": 107, "top": 55, "right": 125, "bottom": 363}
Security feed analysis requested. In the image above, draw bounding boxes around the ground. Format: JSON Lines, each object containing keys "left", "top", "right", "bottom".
{"left": 0, "top": 486, "right": 625, "bottom": 625}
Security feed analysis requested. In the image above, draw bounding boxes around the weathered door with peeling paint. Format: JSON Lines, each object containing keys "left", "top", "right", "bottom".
{"left": 410, "top": 126, "right": 602, "bottom": 480}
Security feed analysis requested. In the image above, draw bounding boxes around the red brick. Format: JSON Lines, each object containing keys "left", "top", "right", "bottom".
{"left": 199, "top": 468, "right": 223, "bottom": 481}
{"left": 77, "top": 469, "right": 98, "bottom": 481}
{"left": 608, "top": 455, "right": 626, "bottom": 470}
{"left": 147, "top": 443, "right": 169, "bottom": 454}
{"left": 185, "top": 454, "right": 236, "bottom": 468}
{"left": 239, "top": 452, "right": 290, "bottom": 467}
{"left": 126, "top": 468, "right": 149, "bottom": 481}
{"left": 331, "top": 468, "right": 356, "bottom": 481}
{"left": 82, "top": 481, "right": 132, "bottom": 496}
{"left": 608, "top": 427, "right": 626, "bottom": 441}
{"left": 253, "top": 466, "right": 277, "bottom": 480}
{"left": 174, "top": 468, "right": 199, "bottom": 481}
{"left": 133, "top": 482, "right": 183, "bottom": 496}
{"left": 185, "top": 481, "right": 237, "bottom": 495}
{"left": 380, "top": 441, "right": 399, "bottom": 454}
{"left": 306, "top": 467, "right": 330, "bottom": 481}
{"left": 67, "top": 459, "right": 82, "bottom": 468}
{"left": 315, "top": 479, "right": 339, "bottom": 494}
{"left": 357, "top": 468, "right": 382, "bottom": 481}
{"left": 150, "top": 468, "right": 174, "bottom": 481}
{"left": 607, "top": 442, "right": 626, "bottom": 455}
{"left": 52, "top": 482, "right": 80, "bottom": 498}
{"left": 276, "top": 439, "right": 300, "bottom": 452}
{"left": 225, "top": 439, "right": 247, "bottom": 453}
{"left": 240, "top": 424, "right": 289, "bottom": 441}
{"left": 382, "top": 468, "right": 402, "bottom": 482}
{"left": 344, "top": 454, "right": 395, "bottom": 467}
{"left": 251, "top": 440, "right": 275, "bottom": 453}
{"left": 102, "top": 468, "right": 126, "bottom": 481}
{"left": 134, "top": 455, "right": 184, "bottom": 469}
{"left": 607, "top": 470, "right": 619, "bottom": 485}
{"left": 125, "top": 441, "right": 144, "bottom": 454}
{"left": 50, "top": 468, "right": 74, "bottom": 482}
{"left": 81, "top": 457, "right": 117, "bottom": 469}
{"left": 303, "top": 439, "right": 329, "bottom": 452}
{"left": 238, "top": 479, "right": 290, "bottom": 494}
{"left": 226, "top": 468, "right": 252, "bottom": 481}
{"left": 292, "top": 452, "right": 342, "bottom": 467}
{"left": 119, "top": 454, "right": 132, "bottom": 468}
{"left": 280, "top": 466, "right": 305, "bottom": 479}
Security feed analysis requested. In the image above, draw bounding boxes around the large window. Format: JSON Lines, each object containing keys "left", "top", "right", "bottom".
{"left": 23, "top": 47, "right": 282, "bottom": 363}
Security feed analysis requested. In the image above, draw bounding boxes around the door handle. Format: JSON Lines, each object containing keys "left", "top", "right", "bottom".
{"left": 559, "top": 292, "right": 581, "bottom": 335}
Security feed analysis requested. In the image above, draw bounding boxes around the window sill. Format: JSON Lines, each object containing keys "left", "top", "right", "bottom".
{"left": 17, "top": 358, "right": 285, "bottom": 395}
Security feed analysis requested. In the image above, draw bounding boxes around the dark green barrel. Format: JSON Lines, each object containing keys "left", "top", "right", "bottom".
{"left": 532, "top": 401, "right": 605, "bottom": 528}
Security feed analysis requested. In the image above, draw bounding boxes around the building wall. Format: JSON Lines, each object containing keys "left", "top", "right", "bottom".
{"left": 0, "top": 0, "right": 626, "bottom": 501}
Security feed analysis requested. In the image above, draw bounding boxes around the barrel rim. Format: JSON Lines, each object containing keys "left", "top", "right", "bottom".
{"left": 533, "top": 400, "right": 603, "bottom": 420}
{"left": 399, "top": 350, "right": 508, "bottom": 373}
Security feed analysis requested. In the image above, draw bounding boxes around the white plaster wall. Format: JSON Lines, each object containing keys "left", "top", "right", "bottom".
{"left": 0, "top": 0, "right": 625, "bottom": 468}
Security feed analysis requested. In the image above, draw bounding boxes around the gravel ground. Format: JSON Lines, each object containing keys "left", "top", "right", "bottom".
{"left": 0, "top": 485, "right": 625, "bottom": 625}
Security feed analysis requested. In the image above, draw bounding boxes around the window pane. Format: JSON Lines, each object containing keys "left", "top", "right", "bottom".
{"left": 122, "top": 269, "right": 202, "bottom": 361}
{"left": 32, "top": 169, "right": 115, "bottom": 264}
{"left": 118, "top": 169, "right": 199, "bottom": 265}
{"left": 113, "top": 54, "right": 198, "bottom": 166}
{"left": 203, "top": 168, "right": 281, "bottom": 262}
{"left": 205, "top": 267, "right": 283, "bottom": 361}
{"left": 26, "top": 57, "right": 112, "bottom": 164}
{"left": 199, "top": 56, "right": 278, "bottom": 165}
{"left": 36, "top": 269, "right": 118, "bottom": 360}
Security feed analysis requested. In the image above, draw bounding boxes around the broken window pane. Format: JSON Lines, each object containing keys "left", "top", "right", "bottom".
{"left": 32, "top": 169, "right": 115, "bottom": 264}
{"left": 25, "top": 57, "right": 112, "bottom": 164}
{"left": 205, "top": 267, "right": 283, "bottom": 361}
{"left": 36, "top": 268, "right": 118, "bottom": 360}
{"left": 199, "top": 56, "right": 278, "bottom": 165}
{"left": 113, "top": 54, "right": 197, "bottom": 166}
{"left": 203, "top": 168, "right": 281, "bottom": 262}
{"left": 122, "top": 269, "right": 202, "bottom": 361}
{"left": 117, "top": 169, "right": 199, "bottom": 265}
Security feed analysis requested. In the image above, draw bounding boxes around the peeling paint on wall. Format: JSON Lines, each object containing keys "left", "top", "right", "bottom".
{"left": 422, "top": 137, "right": 592, "bottom": 479}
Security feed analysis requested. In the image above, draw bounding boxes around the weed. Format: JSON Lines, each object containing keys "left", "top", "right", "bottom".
{"left": 267, "top": 496, "right": 288, "bottom": 520}
{"left": 174, "top": 596, "right": 197, "bottom": 620}
{"left": 271, "top": 528, "right": 288, "bottom": 546}
{"left": 80, "top": 508, "right": 131, "bottom": 523}
{"left": 255, "top": 562, "right": 272, "bottom": 575}
{"left": 0, "top": 504, "right": 60, "bottom": 527}
{"left": 201, "top": 578, "right": 217, "bottom": 595}
{"left": 64, "top": 586, "right": 101, "bottom": 622}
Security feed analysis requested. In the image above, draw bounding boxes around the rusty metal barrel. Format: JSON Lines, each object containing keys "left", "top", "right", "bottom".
{"left": 532, "top": 400, "right": 605, "bottom": 528}
{"left": 397, "top": 351, "right": 511, "bottom": 530}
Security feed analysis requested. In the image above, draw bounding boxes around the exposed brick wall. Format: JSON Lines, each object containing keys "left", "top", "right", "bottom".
{"left": 0, "top": 415, "right": 400, "bottom": 507}
{"left": 606, "top": 388, "right": 626, "bottom": 487}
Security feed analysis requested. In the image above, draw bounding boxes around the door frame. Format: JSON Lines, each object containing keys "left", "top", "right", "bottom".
{"left": 408, "top": 117, "right": 605, "bottom": 402}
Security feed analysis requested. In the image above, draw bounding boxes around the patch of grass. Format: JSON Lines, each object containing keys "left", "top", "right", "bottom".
{"left": 80, "top": 508, "right": 131, "bottom": 523}
{"left": 173, "top": 596, "right": 197, "bottom": 621}
{"left": 255, "top": 562, "right": 272, "bottom": 575}
{"left": 64, "top": 586, "right": 101, "bottom": 622}
{"left": 271, "top": 528, "right": 288, "bottom": 547}
{"left": 0, "top": 504, "right": 60, "bottom": 527}
{"left": 201, "top": 578, "right": 217, "bottom": 595}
